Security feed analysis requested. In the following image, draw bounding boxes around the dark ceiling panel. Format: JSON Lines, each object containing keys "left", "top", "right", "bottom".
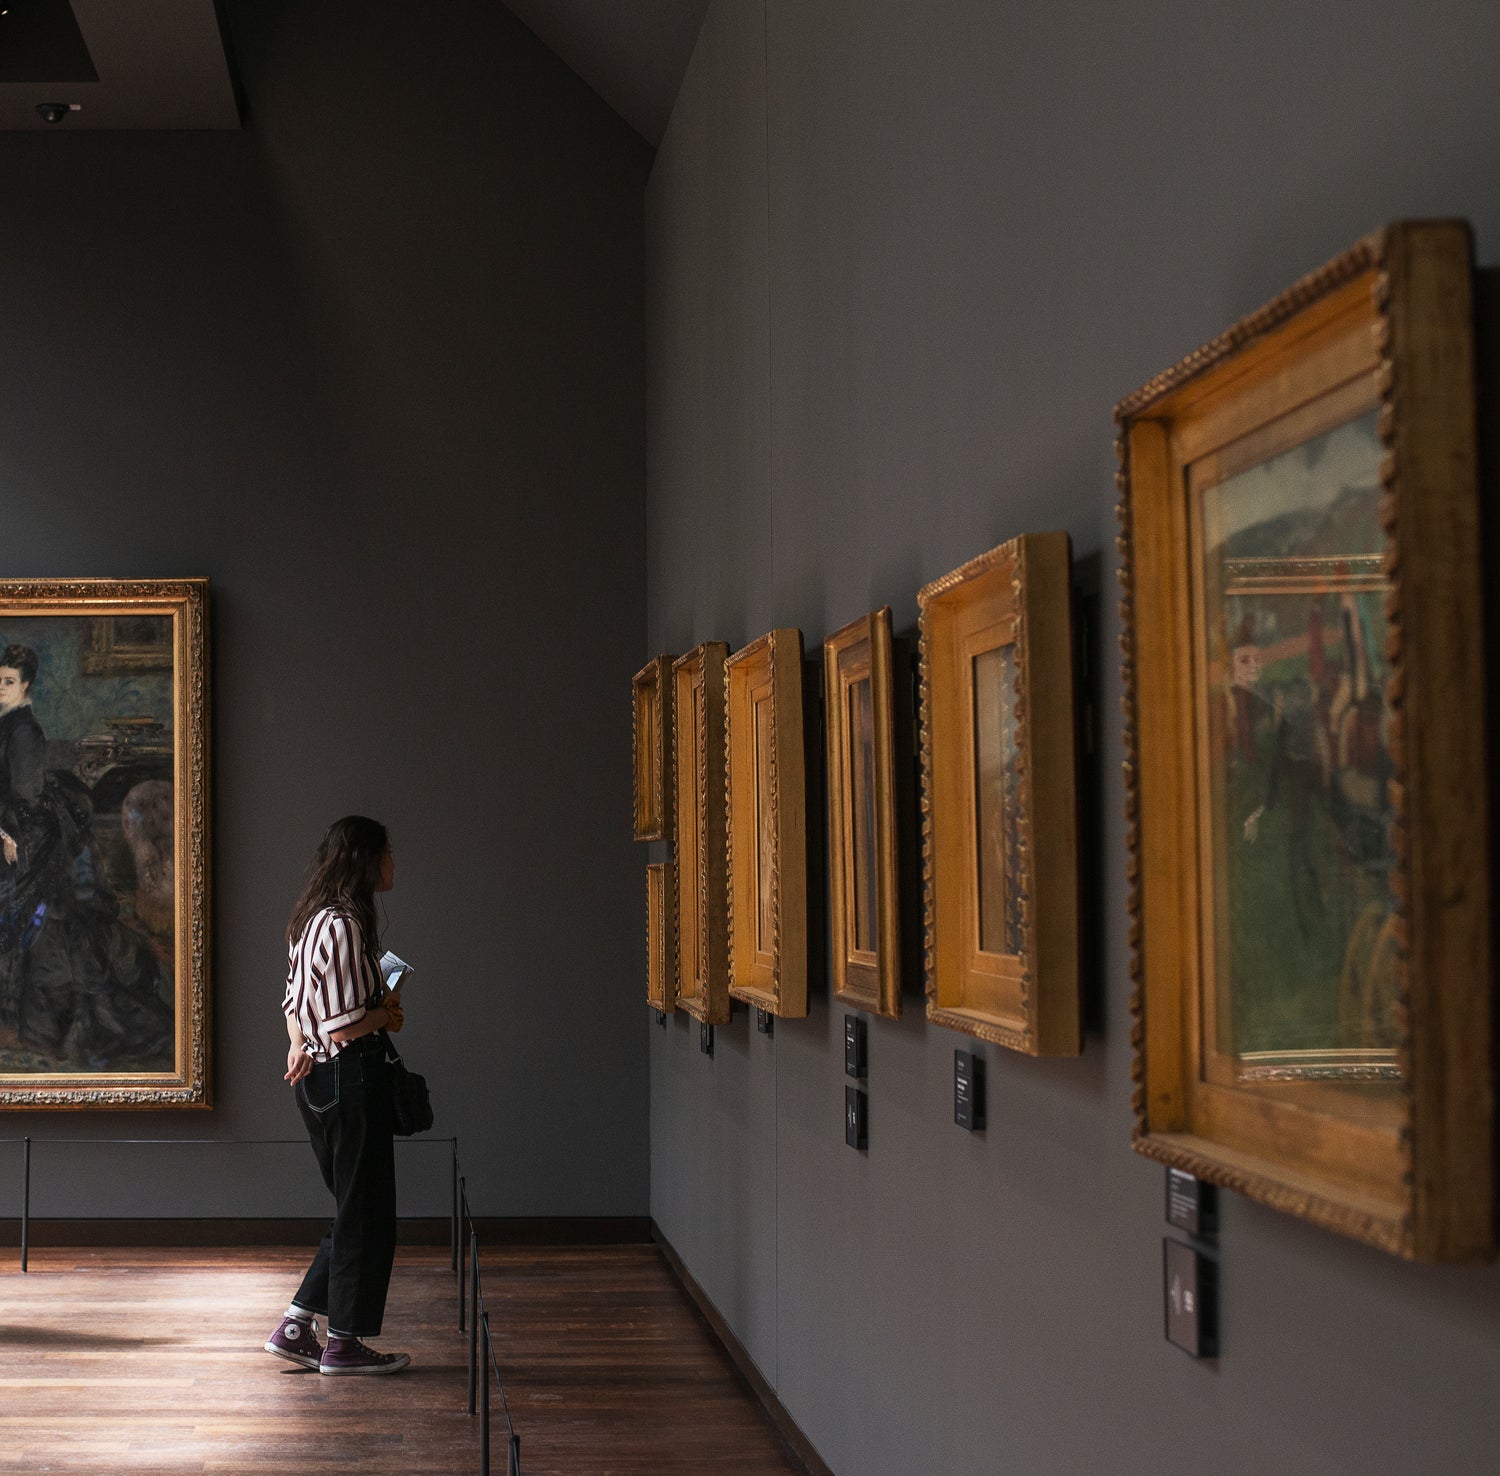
{"left": 0, "top": 0, "right": 238, "bottom": 129}
{"left": 0, "top": 0, "right": 98, "bottom": 84}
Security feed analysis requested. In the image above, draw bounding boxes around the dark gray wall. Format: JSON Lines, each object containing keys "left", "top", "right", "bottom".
{"left": 647, "top": 3, "right": 1500, "bottom": 1473}
{"left": 0, "top": 0, "right": 651, "bottom": 1218}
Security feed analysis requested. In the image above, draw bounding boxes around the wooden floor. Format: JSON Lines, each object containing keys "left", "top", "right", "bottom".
{"left": 0, "top": 1243, "right": 803, "bottom": 1475}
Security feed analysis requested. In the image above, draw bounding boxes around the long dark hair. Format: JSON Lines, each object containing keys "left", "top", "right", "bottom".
{"left": 286, "top": 815, "right": 388, "bottom": 960}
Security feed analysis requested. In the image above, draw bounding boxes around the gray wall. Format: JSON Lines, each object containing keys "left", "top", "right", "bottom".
{"left": 646, "top": 3, "right": 1500, "bottom": 1473}
{"left": 0, "top": 0, "right": 651, "bottom": 1219}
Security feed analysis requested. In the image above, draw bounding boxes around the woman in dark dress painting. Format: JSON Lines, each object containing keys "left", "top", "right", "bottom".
{"left": 0, "top": 642, "right": 170, "bottom": 1067}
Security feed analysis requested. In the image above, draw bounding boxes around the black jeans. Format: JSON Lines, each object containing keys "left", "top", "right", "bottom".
{"left": 294, "top": 1036, "right": 398, "bottom": 1337}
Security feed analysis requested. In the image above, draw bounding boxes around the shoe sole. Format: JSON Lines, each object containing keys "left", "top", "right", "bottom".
{"left": 264, "top": 1340, "right": 321, "bottom": 1371}
{"left": 319, "top": 1354, "right": 411, "bottom": 1376}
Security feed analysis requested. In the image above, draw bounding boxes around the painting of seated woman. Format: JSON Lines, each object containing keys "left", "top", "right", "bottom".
{"left": 0, "top": 582, "right": 208, "bottom": 1106}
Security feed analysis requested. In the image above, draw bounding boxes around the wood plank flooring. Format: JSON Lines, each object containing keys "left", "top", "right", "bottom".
{"left": 0, "top": 1244, "right": 803, "bottom": 1475}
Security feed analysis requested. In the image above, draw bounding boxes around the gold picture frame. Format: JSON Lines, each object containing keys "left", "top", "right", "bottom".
{"left": 726, "top": 628, "right": 807, "bottom": 1018}
{"left": 672, "top": 643, "right": 730, "bottom": 1024}
{"left": 825, "top": 608, "right": 901, "bottom": 1018}
{"left": 0, "top": 578, "right": 211, "bottom": 1108}
{"left": 1116, "top": 220, "right": 1492, "bottom": 1261}
{"left": 647, "top": 861, "right": 677, "bottom": 1013}
{"left": 918, "top": 534, "right": 1080, "bottom": 1054}
{"left": 632, "top": 655, "right": 676, "bottom": 842}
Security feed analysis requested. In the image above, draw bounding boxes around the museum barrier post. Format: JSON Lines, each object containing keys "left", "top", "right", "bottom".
{"left": 5, "top": 1134, "right": 523, "bottom": 1472}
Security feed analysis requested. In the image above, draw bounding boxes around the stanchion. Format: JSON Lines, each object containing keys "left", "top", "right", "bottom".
{"left": 480, "top": 1310, "right": 491, "bottom": 1476}
{"left": 468, "top": 1230, "right": 480, "bottom": 1415}
{"left": 21, "top": 1136, "right": 31, "bottom": 1274}
{"left": 457, "top": 1176, "right": 467, "bottom": 1332}
{"left": 451, "top": 1144, "right": 460, "bottom": 1273}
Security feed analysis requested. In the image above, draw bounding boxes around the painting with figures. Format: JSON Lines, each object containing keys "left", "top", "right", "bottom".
{"left": 0, "top": 581, "right": 209, "bottom": 1107}
{"left": 1195, "top": 411, "right": 1398, "bottom": 1084}
{"left": 1121, "top": 221, "right": 1491, "bottom": 1258}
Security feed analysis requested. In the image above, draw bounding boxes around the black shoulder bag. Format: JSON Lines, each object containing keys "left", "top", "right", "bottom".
{"left": 382, "top": 1032, "right": 433, "bottom": 1136}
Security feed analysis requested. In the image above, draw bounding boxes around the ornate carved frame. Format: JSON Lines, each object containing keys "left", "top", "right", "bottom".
{"left": 0, "top": 578, "right": 211, "bottom": 1108}
{"left": 671, "top": 643, "right": 730, "bottom": 1024}
{"left": 646, "top": 861, "right": 677, "bottom": 1013}
{"left": 725, "top": 628, "right": 807, "bottom": 1018}
{"left": 824, "top": 608, "right": 901, "bottom": 1018}
{"left": 918, "top": 534, "right": 1080, "bottom": 1054}
{"left": 632, "top": 655, "right": 676, "bottom": 843}
{"left": 1116, "top": 220, "right": 1492, "bottom": 1260}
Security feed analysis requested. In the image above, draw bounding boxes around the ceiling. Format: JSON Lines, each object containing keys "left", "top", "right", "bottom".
{"left": 0, "top": 0, "right": 707, "bottom": 144}
{"left": 0, "top": 0, "right": 239, "bottom": 130}
{"left": 503, "top": 0, "right": 708, "bottom": 146}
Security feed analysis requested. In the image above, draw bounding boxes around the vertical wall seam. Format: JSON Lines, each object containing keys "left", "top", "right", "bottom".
{"left": 764, "top": 0, "right": 776, "bottom": 611}
{"left": 761, "top": 0, "right": 780, "bottom": 1398}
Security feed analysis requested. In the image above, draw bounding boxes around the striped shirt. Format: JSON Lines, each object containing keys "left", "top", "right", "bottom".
{"left": 283, "top": 907, "right": 382, "bottom": 1060}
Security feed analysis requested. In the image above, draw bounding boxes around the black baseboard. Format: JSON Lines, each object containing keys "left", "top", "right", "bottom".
{"left": 0, "top": 1216, "right": 653, "bottom": 1248}
{"left": 652, "top": 1222, "right": 834, "bottom": 1476}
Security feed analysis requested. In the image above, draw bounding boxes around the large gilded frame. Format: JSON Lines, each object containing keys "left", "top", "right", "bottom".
{"left": 918, "top": 534, "right": 1080, "bottom": 1055}
{"left": 0, "top": 578, "right": 211, "bottom": 1108}
{"left": 672, "top": 643, "right": 730, "bottom": 1024}
{"left": 726, "top": 628, "right": 807, "bottom": 1018}
{"left": 824, "top": 608, "right": 901, "bottom": 1018}
{"left": 1116, "top": 221, "right": 1492, "bottom": 1260}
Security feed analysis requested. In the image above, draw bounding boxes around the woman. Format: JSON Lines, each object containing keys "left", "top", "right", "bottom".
{"left": 0, "top": 642, "right": 168, "bottom": 1064}
{"left": 266, "top": 815, "right": 411, "bottom": 1376}
{"left": 0, "top": 643, "right": 57, "bottom": 1037}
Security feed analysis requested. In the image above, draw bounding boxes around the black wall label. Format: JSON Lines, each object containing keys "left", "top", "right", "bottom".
{"left": 1164, "top": 1239, "right": 1218, "bottom": 1358}
{"left": 845, "top": 1086, "right": 868, "bottom": 1149}
{"left": 756, "top": 1007, "right": 774, "bottom": 1035}
{"left": 700, "top": 1023, "right": 714, "bottom": 1056}
{"left": 954, "top": 1050, "right": 985, "bottom": 1130}
{"left": 1166, "top": 1168, "right": 1217, "bottom": 1237}
{"left": 844, "top": 1014, "right": 867, "bottom": 1078}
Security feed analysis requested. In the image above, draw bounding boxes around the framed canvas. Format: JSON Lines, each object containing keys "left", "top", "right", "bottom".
{"left": 726, "top": 628, "right": 807, "bottom": 1018}
{"left": 672, "top": 643, "right": 730, "bottom": 1024}
{"left": 1116, "top": 220, "right": 1491, "bottom": 1260}
{"left": 825, "top": 608, "right": 901, "bottom": 1018}
{"left": 632, "top": 655, "right": 676, "bottom": 842}
{"left": 646, "top": 861, "right": 677, "bottom": 1013}
{"left": 0, "top": 579, "right": 210, "bottom": 1108}
{"left": 918, "top": 533, "right": 1080, "bottom": 1054}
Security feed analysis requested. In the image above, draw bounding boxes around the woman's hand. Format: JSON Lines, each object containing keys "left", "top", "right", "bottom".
{"left": 285, "top": 1042, "right": 313, "bottom": 1083}
{"left": 384, "top": 989, "right": 404, "bottom": 1034}
{"left": 328, "top": 1003, "right": 390, "bottom": 1046}
{"left": 1, "top": 832, "right": 15, "bottom": 867}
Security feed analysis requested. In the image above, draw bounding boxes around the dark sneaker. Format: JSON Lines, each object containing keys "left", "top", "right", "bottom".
{"left": 319, "top": 1335, "right": 411, "bottom": 1376}
{"left": 264, "top": 1316, "right": 323, "bottom": 1371}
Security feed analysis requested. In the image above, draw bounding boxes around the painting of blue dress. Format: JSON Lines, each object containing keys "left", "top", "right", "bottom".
{"left": 0, "top": 616, "right": 176, "bottom": 1074}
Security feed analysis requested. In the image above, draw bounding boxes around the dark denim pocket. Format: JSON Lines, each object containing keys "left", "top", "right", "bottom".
{"left": 299, "top": 1058, "right": 340, "bottom": 1114}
